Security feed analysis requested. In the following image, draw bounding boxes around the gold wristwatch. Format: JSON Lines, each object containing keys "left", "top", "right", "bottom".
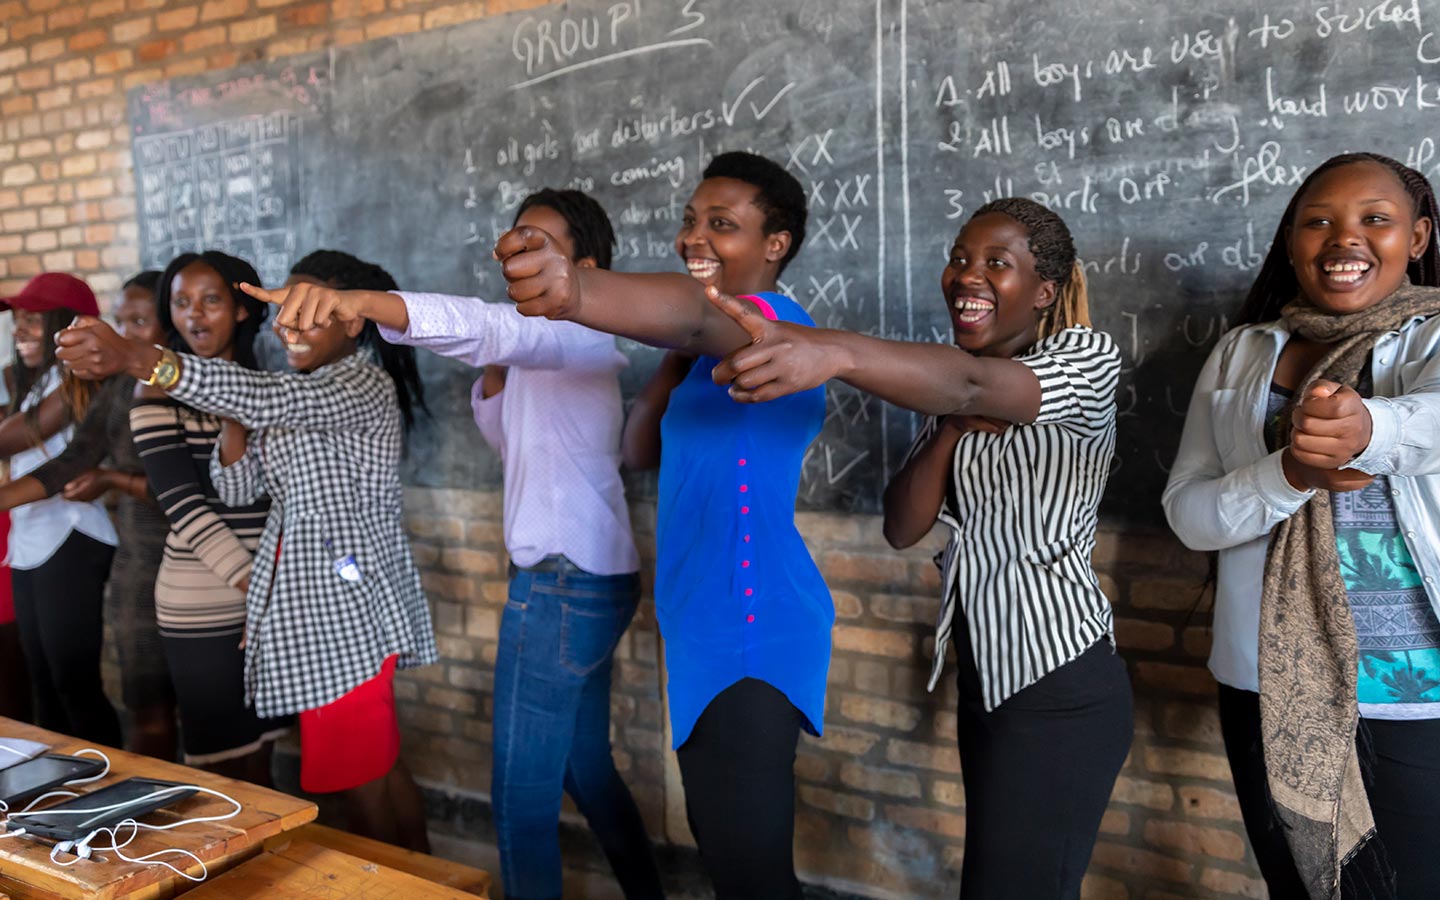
{"left": 142, "top": 345, "right": 180, "bottom": 390}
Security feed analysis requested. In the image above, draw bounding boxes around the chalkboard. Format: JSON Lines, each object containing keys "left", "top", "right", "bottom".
{"left": 127, "top": 0, "right": 1440, "bottom": 525}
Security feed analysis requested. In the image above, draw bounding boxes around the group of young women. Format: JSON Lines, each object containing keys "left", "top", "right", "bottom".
{"left": 1, "top": 144, "right": 1434, "bottom": 900}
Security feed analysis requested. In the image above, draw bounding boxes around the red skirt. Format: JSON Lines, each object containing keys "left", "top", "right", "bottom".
{"left": 298, "top": 654, "right": 401, "bottom": 793}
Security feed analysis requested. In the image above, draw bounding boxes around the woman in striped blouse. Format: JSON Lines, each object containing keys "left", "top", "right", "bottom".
{"left": 131, "top": 251, "right": 287, "bottom": 779}
{"left": 708, "top": 198, "right": 1130, "bottom": 900}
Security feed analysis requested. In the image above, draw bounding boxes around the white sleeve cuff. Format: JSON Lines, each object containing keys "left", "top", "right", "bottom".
{"left": 1249, "top": 450, "right": 1314, "bottom": 517}
{"left": 1348, "top": 397, "right": 1399, "bottom": 476}
{"left": 376, "top": 292, "right": 420, "bottom": 344}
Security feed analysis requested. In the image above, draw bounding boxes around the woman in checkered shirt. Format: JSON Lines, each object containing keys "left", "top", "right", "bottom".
{"left": 58, "top": 250, "right": 438, "bottom": 851}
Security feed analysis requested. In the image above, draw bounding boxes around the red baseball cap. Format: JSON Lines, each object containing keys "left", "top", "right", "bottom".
{"left": 0, "top": 273, "right": 100, "bottom": 317}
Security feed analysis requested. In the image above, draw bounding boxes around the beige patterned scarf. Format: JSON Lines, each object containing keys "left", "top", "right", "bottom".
{"left": 1259, "top": 280, "right": 1440, "bottom": 900}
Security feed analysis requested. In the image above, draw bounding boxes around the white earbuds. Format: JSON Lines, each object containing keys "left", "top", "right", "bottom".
{"left": 0, "top": 749, "right": 240, "bottom": 884}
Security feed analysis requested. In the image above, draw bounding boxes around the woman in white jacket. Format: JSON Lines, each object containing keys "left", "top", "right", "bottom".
{"left": 1164, "top": 153, "right": 1440, "bottom": 899}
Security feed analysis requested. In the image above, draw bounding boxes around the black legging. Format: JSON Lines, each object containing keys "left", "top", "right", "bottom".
{"left": 1217, "top": 684, "right": 1308, "bottom": 898}
{"left": 677, "top": 678, "right": 804, "bottom": 900}
{"left": 954, "top": 620, "right": 1134, "bottom": 900}
{"left": 11, "top": 531, "right": 119, "bottom": 746}
{"left": 1218, "top": 684, "right": 1440, "bottom": 900}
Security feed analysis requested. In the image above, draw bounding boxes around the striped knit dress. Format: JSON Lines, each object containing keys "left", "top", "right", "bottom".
{"left": 130, "top": 397, "right": 288, "bottom": 764}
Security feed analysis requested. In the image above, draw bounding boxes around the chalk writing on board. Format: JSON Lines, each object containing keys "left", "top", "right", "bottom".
{"left": 133, "top": 112, "right": 299, "bottom": 287}
{"left": 126, "top": 0, "right": 1440, "bottom": 523}
{"left": 508, "top": 0, "right": 712, "bottom": 90}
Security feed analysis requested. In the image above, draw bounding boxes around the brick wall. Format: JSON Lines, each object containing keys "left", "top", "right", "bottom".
{"left": 0, "top": 2, "right": 1262, "bottom": 898}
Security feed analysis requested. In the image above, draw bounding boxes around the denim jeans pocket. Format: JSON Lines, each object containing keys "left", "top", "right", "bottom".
{"left": 559, "top": 599, "right": 634, "bottom": 677}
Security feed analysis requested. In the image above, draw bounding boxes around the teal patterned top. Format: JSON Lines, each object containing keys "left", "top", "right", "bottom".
{"left": 1266, "top": 380, "right": 1440, "bottom": 718}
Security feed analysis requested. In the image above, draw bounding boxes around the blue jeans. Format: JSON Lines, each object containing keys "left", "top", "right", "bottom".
{"left": 492, "top": 558, "right": 665, "bottom": 900}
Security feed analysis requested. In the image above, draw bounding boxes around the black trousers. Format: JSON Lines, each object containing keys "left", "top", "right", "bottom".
{"left": 1218, "top": 684, "right": 1440, "bottom": 900}
{"left": 677, "top": 678, "right": 804, "bottom": 900}
{"left": 11, "top": 531, "right": 120, "bottom": 746}
{"left": 954, "top": 625, "right": 1134, "bottom": 900}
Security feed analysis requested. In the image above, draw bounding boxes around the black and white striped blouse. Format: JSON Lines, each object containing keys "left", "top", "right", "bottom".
{"left": 911, "top": 327, "right": 1121, "bottom": 710}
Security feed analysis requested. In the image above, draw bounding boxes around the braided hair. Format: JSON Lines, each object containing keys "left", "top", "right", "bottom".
{"left": 515, "top": 189, "right": 616, "bottom": 270}
{"left": 971, "top": 197, "right": 1091, "bottom": 339}
{"left": 702, "top": 151, "right": 808, "bottom": 273}
{"left": 1236, "top": 152, "right": 1440, "bottom": 325}
{"left": 155, "top": 251, "right": 268, "bottom": 370}
{"left": 288, "top": 250, "right": 428, "bottom": 433}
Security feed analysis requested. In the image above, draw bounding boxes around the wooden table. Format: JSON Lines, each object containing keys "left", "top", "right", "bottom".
{"left": 183, "top": 841, "right": 486, "bottom": 899}
{"left": 262, "top": 825, "right": 491, "bottom": 895}
{"left": 0, "top": 719, "right": 316, "bottom": 900}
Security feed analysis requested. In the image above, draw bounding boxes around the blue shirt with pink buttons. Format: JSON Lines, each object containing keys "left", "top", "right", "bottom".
{"left": 656, "top": 292, "right": 831, "bottom": 748}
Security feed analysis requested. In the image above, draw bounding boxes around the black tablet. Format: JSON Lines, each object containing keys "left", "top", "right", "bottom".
{"left": 0, "top": 754, "right": 106, "bottom": 808}
{"left": 15, "top": 778, "right": 199, "bottom": 842}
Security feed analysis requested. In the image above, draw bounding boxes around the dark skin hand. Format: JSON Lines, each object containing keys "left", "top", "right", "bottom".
{"left": 55, "top": 316, "right": 165, "bottom": 383}
{"left": 621, "top": 350, "right": 695, "bottom": 471}
{"left": 0, "top": 468, "right": 147, "bottom": 511}
{"left": 1280, "top": 379, "right": 1376, "bottom": 493}
{"left": 62, "top": 468, "right": 147, "bottom": 503}
{"left": 493, "top": 225, "right": 756, "bottom": 357}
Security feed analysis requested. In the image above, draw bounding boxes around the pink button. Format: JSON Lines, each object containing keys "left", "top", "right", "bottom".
{"left": 739, "top": 484, "right": 748, "bottom": 493}
{"left": 741, "top": 560, "right": 750, "bottom": 568}
{"left": 744, "top": 588, "right": 753, "bottom": 596}
{"left": 738, "top": 458, "right": 747, "bottom": 466}
{"left": 740, "top": 505, "right": 749, "bottom": 514}
{"left": 746, "top": 614, "right": 755, "bottom": 623}
{"left": 743, "top": 534, "right": 751, "bottom": 543}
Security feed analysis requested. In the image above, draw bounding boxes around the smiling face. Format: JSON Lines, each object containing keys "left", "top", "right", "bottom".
{"left": 115, "top": 284, "right": 161, "bottom": 345}
{"left": 169, "top": 261, "right": 247, "bottom": 360}
{"left": 1286, "top": 160, "right": 1432, "bottom": 315}
{"left": 12, "top": 309, "right": 45, "bottom": 368}
{"left": 675, "top": 177, "right": 789, "bottom": 296}
{"left": 277, "top": 274, "right": 362, "bottom": 372}
{"left": 941, "top": 212, "right": 1057, "bottom": 358}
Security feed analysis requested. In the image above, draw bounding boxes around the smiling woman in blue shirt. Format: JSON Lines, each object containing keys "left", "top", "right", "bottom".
{"left": 701, "top": 197, "right": 1130, "bottom": 900}
{"left": 496, "top": 151, "right": 827, "bottom": 900}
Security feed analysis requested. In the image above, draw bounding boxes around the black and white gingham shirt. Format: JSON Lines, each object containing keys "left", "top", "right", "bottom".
{"left": 170, "top": 350, "right": 439, "bottom": 718}
{"left": 913, "top": 327, "right": 1121, "bottom": 710}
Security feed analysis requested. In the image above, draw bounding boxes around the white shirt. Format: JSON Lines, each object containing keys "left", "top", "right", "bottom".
{"left": 7, "top": 368, "right": 119, "bottom": 569}
{"left": 1163, "top": 315, "right": 1440, "bottom": 692}
{"left": 382, "top": 293, "right": 640, "bottom": 576}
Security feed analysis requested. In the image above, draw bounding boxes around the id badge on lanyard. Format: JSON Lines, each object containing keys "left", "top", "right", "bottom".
{"left": 324, "top": 538, "right": 362, "bottom": 583}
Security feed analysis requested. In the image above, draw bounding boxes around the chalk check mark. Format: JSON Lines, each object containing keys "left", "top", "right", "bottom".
{"left": 750, "top": 82, "right": 795, "bottom": 120}
{"left": 721, "top": 77, "right": 765, "bottom": 127}
{"left": 721, "top": 78, "right": 796, "bottom": 126}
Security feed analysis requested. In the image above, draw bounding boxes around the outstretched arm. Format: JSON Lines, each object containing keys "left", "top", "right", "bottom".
{"left": 706, "top": 289, "right": 1043, "bottom": 422}
{"left": 56, "top": 317, "right": 391, "bottom": 433}
{"left": 494, "top": 225, "right": 753, "bottom": 356}
{"left": 241, "top": 281, "right": 411, "bottom": 334}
